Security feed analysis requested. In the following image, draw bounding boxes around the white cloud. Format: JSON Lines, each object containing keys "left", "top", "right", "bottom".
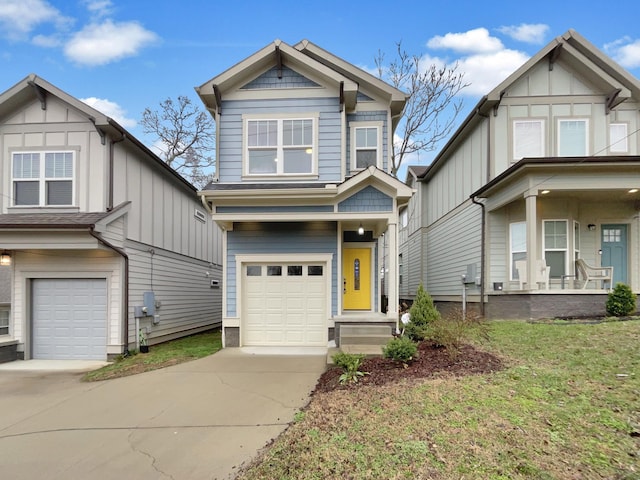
{"left": 32, "top": 34, "right": 62, "bottom": 48}
{"left": 64, "top": 19, "right": 158, "bottom": 66}
{"left": 605, "top": 37, "right": 640, "bottom": 69}
{"left": 497, "top": 24, "right": 549, "bottom": 44}
{"left": 81, "top": 97, "right": 137, "bottom": 128}
{"left": 0, "top": 0, "right": 71, "bottom": 40}
{"left": 456, "top": 49, "right": 530, "bottom": 96}
{"left": 82, "top": 0, "right": 114, "bottom": 19}
{"left": 427, "top": 28, "right": 504, "bottom": 54}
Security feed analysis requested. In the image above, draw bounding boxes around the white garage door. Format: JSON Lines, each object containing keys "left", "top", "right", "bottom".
{"left": 32, "top": 279, "right": 107, "bottom": 360}
{"left": 243, "top": 263, "right": 327, "bottom": 346}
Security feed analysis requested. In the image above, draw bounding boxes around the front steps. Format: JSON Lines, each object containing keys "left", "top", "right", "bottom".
{"left": 327, "top": 323, "right": 395, "bottom": 364}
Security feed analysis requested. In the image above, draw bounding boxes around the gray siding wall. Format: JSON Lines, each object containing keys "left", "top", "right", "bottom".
{"left": 338, "top": 186, "right": 392, "bottom": 212}
{"left": 126, "top": 240, "right": 222, "bottom": 346}
{"left": 226, "top": 222, "right": 338, "bottom": 317}
{"left": 426, "top": 201, "right": 483, "bottom": 296}
{"left": 346, "top": 111, "right": 389, "bottom": 172}
{"left": 218, "top": 98, "right": 342, "bottom": 182}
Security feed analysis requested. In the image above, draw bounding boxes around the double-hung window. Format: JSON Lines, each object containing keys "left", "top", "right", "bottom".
{"left": 558, "top": 119, "right": 588, "bottom": 156}
{"left": 350, "top": 121, "right": 382, "bottom": 171}
{"left": 12, "top": 152, "right": 74, "bottom": 206}
{"left": 510, "top": 222, "right": 526, "bottom": 280}
{"left": 513, "top": 120, "right": 544, "bottom": 161}
{"left": 245, "top": 115, "right": 317, "bottom": 176}
{"left": 544, "top": 220, "right": 568, "bottom": 278}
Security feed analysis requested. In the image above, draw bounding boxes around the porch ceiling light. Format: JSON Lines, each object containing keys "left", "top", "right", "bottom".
{"left": 0, "top": 251, "right": 11, "bottom": 266}
{"left": 628, "top": 188, "right": 638, "bottom": 193}
{"left": 358, "top": 223, "right": 364, "bottom": 235}
{"left": 540, "top": 189, "right": 550, "bottom": 195}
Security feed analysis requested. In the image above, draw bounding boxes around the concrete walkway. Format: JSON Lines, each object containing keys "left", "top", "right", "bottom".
{"left": 0, "top": 349, "right": 326, "bottom": 479}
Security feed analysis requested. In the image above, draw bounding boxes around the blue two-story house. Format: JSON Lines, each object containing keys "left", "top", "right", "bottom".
{"left": 197, "top": 40, "right": 413, "bottom": 348}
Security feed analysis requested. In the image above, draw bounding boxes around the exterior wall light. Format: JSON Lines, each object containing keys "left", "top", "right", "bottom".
{"left": 588, "top": 224, "right": 596, "bottom": 231}
{"left": 358, "top": 224, "right": 364, "bottom": 235}
{"left": 0, "top": 251, "right": 12, "bottom": 266}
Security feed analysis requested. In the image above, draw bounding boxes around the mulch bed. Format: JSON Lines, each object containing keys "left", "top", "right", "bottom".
{"left": 315, "top": 341, "right": 505, "bottom": 394}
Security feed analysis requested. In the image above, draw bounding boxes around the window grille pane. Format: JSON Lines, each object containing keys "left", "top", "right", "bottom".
{"left": 283, "top": 149, "right": 312, "bottom": 173}
{"left": 46, "top": 180, "right": 72, "bottom": 205}
{"left": 246, "top": 266, "right": 262, "bottom": 276}
{"left": 267, "top": 266, "right": 282, "bottom": 276}
{"left": 248, "top": 150, "right": 277, "bottom": 174}
{"left": 356, "top": 150, "right": 376, "bottom": 169}
{"left": 544, "top": 221, "right": 567, "bottom": 249}
{"left": 287, "top": 265, "right": 303, "bottom": 276}
{"left": 366, "top": 128, "right": 377, "bottom": 146}
{"left": 14, "top": 181, "right": 39, "bottom": 205}
{"left": 248, "top": 120, "right": 277, "bottom": 147}
{"left": 559, "top": 120, "right": 587, "bottom": 156}
{"left": 610, "top": 124, "right": 628, "bottom": 153}
{"left": 45, "top": 152, "right": 73, "bottom": 178}
{"left": 308, "top": 266, "right": 323, "bottom": 276}
{"left": 514, "top": 121, "right": 543, "bottom": 159}
{"left": 13, "top": 153, "right": 40, "bottom": 178}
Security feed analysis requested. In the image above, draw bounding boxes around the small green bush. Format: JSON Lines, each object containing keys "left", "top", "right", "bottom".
{"left": 331, "top": 352, "right": 369, "bottom": 384}
{"left": 404, "top": 284, "right": 440, "bottom": 341}
{"left": 428, "top": 308, "right": 490, "bottom": 358}
{"left": 606, "top": 283, "right": 637, "bottom": 317}
{"left": 383, "top": 336, "right": 418, "bottom": 364}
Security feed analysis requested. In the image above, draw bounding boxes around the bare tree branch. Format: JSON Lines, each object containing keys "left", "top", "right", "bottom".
{"left": 376, "top": 42, "right": 469, "bottom": 176}
{"left": 141, "top": 96, "right": 216, "bottom": 188}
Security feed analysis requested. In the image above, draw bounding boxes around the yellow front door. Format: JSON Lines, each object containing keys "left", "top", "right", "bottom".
{"left": 343, "top": 247, "right": 371, "bottom": 310}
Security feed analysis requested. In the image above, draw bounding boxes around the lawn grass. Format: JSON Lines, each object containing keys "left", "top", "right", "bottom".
{"left": 82, "top": 329, "right": 222, "bottom": 382}
{"left": 237, "top": 320, "right": 640, "bottom": 480}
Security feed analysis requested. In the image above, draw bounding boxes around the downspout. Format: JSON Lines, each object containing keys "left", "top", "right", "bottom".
{"left": 108, "top": 132, "right": 126, "bottom": 211}
{"left": 471, "top": 196, "right": 486, "bottom": 317}
{"left": 89, "top": 227, "right": 130, "bottom": 355}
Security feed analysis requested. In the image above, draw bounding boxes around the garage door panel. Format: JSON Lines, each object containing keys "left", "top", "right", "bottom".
{"left": 32, "top": 279, "right": 107, "bottom": 360}
{"left": 243, "top": 262, "right": 327, "bottom": 347}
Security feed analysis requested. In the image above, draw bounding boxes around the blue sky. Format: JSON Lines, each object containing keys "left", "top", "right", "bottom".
{"left": 2, "top": 0, "right": 640, "bottom": 171}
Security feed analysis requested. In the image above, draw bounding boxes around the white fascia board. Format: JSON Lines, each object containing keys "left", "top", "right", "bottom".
{"left": 212, "top": 211, "right": 396, "bottom": 223}
{"left": 202, "top": 186, "right": 338, "bottom": 202}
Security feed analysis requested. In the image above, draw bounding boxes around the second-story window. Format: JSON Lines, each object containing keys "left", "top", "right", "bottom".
{"left": 513, "top": 120, "right": 544, "bottom": 162}
{"left": 350, "top": 121, "right": 383, "bottom": 171}
{"left": 558, "top": 119, "right": 588, "bottom": 156}
{"left": 12, "top": 151, "right": 74, "bottom": 206}
{"left": 245, "top": 116, "right": 316, "bottom": 176}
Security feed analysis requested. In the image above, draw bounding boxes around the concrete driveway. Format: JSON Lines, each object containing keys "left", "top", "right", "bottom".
{"left": 0, "top": 349, "right": 326, "bottom": 479}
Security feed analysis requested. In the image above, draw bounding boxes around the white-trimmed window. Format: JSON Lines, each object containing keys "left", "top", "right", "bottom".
{"left": 12, "top": 151, "right": 74, "bottom": 206}
{"left": 244, "top": 115, "right": 317, "bottom": 176}
{"left": 350, "top": 121, "right": 382, "bottom": 170}
{"left": 0, "top": 308, "right": 9, "bottom": 335}
{"left": 510, "top": 222, "right": 526, "bottom": 280}
{"left": 573, "top": 221, "right": 580, "bottom": 275}
{"left": 558, "top": 119, "right": 588, "bottom": 156}
{"left": 513, "top": 120, "right": 544, "bottom": 161}
{"left": 544, "top": 220, "right": 568, "bottom": 278}
{"left": 609, "top": 123, "right": 628, "bottom": 153}
{"left": 400, "top": 208, "right": 408, "bottom": 229}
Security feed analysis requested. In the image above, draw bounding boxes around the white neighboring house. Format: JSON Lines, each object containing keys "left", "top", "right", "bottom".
{"left": 0, "top": 75, "right": 223, "bottom": 362}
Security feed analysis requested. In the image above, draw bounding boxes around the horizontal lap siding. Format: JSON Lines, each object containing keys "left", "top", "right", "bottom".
{"left": 227, "top": 222, "right": 338, "bottom": 317}
{"left": 427, "top": 203, "right": 482, "bottom": 296}
{"left": 219, "top": 98, "right": 342, "bottom": 182}
{"left": 127, "top": 242, "right": 222, "bottom": 345}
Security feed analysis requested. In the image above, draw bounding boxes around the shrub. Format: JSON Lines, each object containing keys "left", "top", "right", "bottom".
{"left": 427, "top": 308, "right": 490, "bottom": 358}
{"left": 404, "top": 284, "right": 440, "bottom": 341}
{"left": 331, "top": 352, "right": 369, "bottom": 384}
{"left": 383, "top": 336, "right": 418, "bottom": 364}
{"left": 606, "top": 283, "right": 637, "bottom": 317}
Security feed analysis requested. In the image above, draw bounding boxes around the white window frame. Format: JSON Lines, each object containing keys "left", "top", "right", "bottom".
{"left": 242, "top": 113, "right": 319, "bottom": 178}
{"left": 399, "top": 208, "right": 408, "bottom": 229}
{"left": 609, "top": 122, "right": 628, "bottom": 153}
{"left": 350, "top": 121, "right": 383, "bottom": 172}
{"left": 557, "top": 118, "right": 589, "bottom": 157}
{"left": 11, "top": 151, "right": 75, "bottom": 207}
{"left": 573, "top": 221, "right": 580, "bottom": 276}
{"left": 0, "top": 307, "right": 9, "bottom": 336}
{"left": 509, "top": 221, "right": 526, "bottom": 281}
{"left": 543, "top": 219, "right": 568, "bottom": 278}
{"left": 513, "top": 119, "right": 544, "bottom": 162}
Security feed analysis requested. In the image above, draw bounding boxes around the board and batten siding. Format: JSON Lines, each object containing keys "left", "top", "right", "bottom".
{"left": 226, "top": 222, "right": 338, "bottom": 317}
{"left": 112, "top": 142, "right": 223, "bottom": 266}
{"left": 11, "top": 250, "right": 122, "bottom": 353}
{"left": 125, "top": 240, "right": 222, "bottom": 345}
{"left": 218, "top": 98, "right": 342, "bottom": 182}
{"left": 426, "top": 201, "right": 482, "bottom": 297}
{"left": 0, "top": 96, "right": 108, "bottom": 214}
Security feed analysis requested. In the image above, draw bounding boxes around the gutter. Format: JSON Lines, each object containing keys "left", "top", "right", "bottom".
{"left": 471, "top": 196, "right": 486, "bottom": 317}
{"left": 89, "top": 227, "right": 130, "bottom": 355}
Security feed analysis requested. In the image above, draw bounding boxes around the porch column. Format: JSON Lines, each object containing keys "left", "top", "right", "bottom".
{"left": 386, "top": 222, "right": 398, "bottom": 319}
{"left": 525, "top": 192, "right": 538, "bottom": 289}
